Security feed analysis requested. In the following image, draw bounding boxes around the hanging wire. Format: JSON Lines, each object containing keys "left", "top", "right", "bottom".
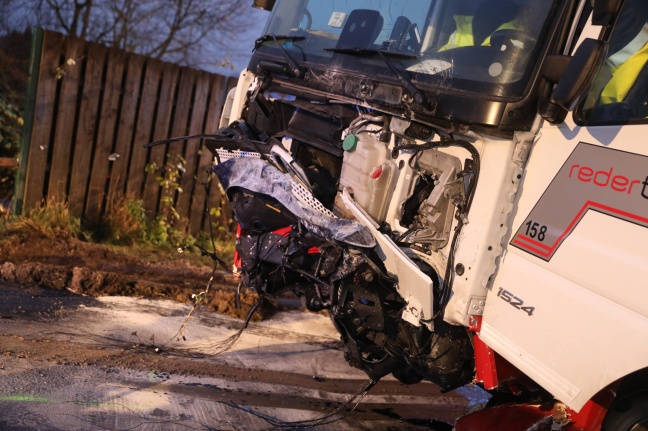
{"left": 165, "top": 167, "right": 262, "bottom": 356}
{"left": 223, "top": 378, "right": 378, "bottom": 430}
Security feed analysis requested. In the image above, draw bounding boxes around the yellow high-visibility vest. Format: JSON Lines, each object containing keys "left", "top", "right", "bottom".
{"left": 600, "top": 24, "right": 648, "bottom": 104}
{"left": 437, "top": 16, "right": 522, "bottom": 52}
{"left": 438, "top": 16, "right": 474, "bottom": 51}
{"left": 482, "top": 21, "right": 522, "bottom": 46}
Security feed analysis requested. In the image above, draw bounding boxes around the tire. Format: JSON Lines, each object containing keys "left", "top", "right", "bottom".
{"left": 602, "top": 392, "right": 648, "bottom": 431}
{"left": 392, "top": 366, "right": 423, "bottom": 385}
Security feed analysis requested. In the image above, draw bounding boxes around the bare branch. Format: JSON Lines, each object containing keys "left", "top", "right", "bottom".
{"left": 1, "top": 0, "right": 259, "bottom": 71}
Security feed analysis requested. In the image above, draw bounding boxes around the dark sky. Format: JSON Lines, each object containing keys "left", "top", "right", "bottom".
{"left": 217, "top": 6, "right": 269, "bottom": 76}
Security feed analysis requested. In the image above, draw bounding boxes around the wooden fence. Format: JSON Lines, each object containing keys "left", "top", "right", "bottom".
{"left": 14, "top": 29, "right": 239, "bottom": 235}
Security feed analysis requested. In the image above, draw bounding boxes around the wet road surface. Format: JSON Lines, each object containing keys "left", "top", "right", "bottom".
{"left": 0, "top": 281, "right": 489, "bottom": 430}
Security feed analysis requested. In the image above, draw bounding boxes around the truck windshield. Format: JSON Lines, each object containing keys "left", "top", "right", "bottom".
{"left": 258, "top": 0, "right": 558, "bottom": 99}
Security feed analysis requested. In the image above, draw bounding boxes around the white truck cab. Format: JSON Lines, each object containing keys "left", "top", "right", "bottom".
{"left": 210, "top": 0, "right": 648, "bottom": 428}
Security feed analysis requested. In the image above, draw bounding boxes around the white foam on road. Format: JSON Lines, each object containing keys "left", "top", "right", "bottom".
{"left": 0, "top": 294, "right": 486, "bottom": 430}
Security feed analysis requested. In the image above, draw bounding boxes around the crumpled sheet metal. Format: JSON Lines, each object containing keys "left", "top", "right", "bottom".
{"left": 212, "top": 158, "right": 376, "bottom": 248}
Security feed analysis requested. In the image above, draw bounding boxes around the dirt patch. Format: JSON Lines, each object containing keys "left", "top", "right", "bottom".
{"left": 0, "top": 233, "right": 273, "bottom": 321}
{"left": 0, "top": 333, "right": 468, "bottom": 428}
{"left": 0, "top": 332, "right": 440, "bottom": 398}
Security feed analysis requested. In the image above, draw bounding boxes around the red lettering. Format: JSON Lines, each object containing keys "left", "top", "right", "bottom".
{"left": 569, "top": 164, "right": 580, "bottom": 178}
{"left": 569, "top": 163, "right": 642, "bottom": 196}
{"left": 628, "top": 179, "right": 641, "bottom": 195}
{"left": 611, "top": 175, "right": 629, "bottom": 192}
{"left": 578, "top": 167, "right": 593, "bottom": 182}
{"left": 594, "top": 168, "right": 612, "bottom": 187}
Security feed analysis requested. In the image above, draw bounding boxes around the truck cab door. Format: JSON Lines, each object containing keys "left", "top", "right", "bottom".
{"left": 480, "top": 0, "right": 648, "bottom": 412}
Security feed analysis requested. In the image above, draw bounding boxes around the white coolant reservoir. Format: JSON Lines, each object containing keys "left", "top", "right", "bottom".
{"left": 338, "top": 127, "right": 394, "bottom": 223}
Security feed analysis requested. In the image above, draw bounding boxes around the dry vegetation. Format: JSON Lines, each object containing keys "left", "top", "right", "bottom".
{"left": 0, "top": 197, "right": 280, "bottom": 321}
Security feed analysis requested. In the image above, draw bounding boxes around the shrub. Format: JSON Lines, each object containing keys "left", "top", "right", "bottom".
{"left": 100, "top": 196, "right": 148, "bottom": 245}
{"left": 0, "top": 98, "right": 22, "bottom": 199}
{"left": 7, "top": 198, "right": 81, "bottom": 239}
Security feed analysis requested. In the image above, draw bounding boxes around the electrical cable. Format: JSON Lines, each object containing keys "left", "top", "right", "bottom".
{"left": 223, "top": 378, "right": 378, "bottom": 429}
{"left": 144, "top": 132, "right": 281, "bottom": 171}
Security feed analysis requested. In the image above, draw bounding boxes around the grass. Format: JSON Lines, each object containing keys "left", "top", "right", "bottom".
{"left": 1, "top": 197, "right": 81, "bottom": 239}
{"left": 0, "top": 195, "right": 236, "bottom": 268}
{"left": 99, "top": 196, "right": 148, "bottom": 245}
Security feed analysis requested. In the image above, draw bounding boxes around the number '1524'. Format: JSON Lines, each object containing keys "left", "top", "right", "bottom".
{"left": 497, "top": 287, "right": 535, "bottom": 317}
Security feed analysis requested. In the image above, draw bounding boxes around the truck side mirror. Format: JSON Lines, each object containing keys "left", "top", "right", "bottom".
{"left": 540, "top": 38, "right": 607, "bottom": 123}
{"left": 541, "top": 55, "right": 572, "bottom": 84}
{"left": 551, "top": 38, "right": 607, "bottom": 110}
{"left": 592, "top": 0, "right": 622, "bottom": 26}
{"left": 252, "top": 0, "right": 276, "bottom": 11}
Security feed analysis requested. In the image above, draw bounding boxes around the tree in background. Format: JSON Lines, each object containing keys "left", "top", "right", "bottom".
{"left": 0, "top": 0, "right": 265, "bottom": 202}
{"left": 0, "top": 28, "right": 30, "bottom": 202}
{"left": 0, "top": 0, "right": 260, "bottom": 70}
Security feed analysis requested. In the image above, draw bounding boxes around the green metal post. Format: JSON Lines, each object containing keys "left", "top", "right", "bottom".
{"left": 12, "top": 27, "right": 44, "bottom": 215}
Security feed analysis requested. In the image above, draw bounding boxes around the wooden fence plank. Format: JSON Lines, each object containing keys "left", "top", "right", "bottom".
{"left": 84, "top": 48, "right": 127, "bottom": 225}
{"left": 22, "top": 31, "right": 64, "bottom": 209}
{"left": 47, "top": 36, "right": 85, "bottom": 200}
{"left": 170, "top": 68, "right": 196, "bottom": 138}
{"left": 176, "top": 71, "right": 209, "bottom": 223}
{"left": 141, "top": 64, "right": 180, "bottom": 214}
{"left": 142, "top": 63, "right": 180, "bottom": 214}
{"left": 68, "top": 42, "right": 107, "bottom": 217}
{"left": 188, "top": 73, "right": 228, "bottom": 235}
{"left": 187, "top": 154, "right": 212, "bottom": 236}
{"left": 164, "top": 67, "right": 196, "bottom": 227}
{"left": 18, "top": 30, "right": 236, "bottom": 231}
{"left": 203, "top": 76, "right": 239, "bottom": 236}
{"left": 107, "top": 54, "right": 144, "bottom": 201}
{"left": 126, "top": 59, "right": 162, "bottom": 199}
{"left": 0, "top": 158, "right": 19, "bottom": 168}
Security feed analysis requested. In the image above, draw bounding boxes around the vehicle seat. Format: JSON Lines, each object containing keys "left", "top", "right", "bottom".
{"left": 473, "top": 0, "right": 519, "bottom": 46}
{"left": 435, "top": 0, "right": 520, "bottom": 52}
{"left": 336, "top": 9, "right": 384, "bottom": 49}
{"left": 472, "top": 0, "right": 520, "bottom": 46}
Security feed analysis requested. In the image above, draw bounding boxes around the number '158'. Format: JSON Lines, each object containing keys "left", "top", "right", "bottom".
{"left": 524, "top": 220, "right": 547, "bottom": 241}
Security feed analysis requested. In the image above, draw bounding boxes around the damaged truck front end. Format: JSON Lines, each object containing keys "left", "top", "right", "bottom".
{"left": 208, "top": 0, "right": 565, "bottom": 396}
{"left": 211, "top": 136, "right": 475, "bottom": 390}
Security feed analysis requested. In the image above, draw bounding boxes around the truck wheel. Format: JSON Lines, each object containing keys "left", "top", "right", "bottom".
{"left": 601, "top": 392, "right": 648, "bottom": 431}
{"left": 392, "top": 366, "right": 423, "bottom": 385}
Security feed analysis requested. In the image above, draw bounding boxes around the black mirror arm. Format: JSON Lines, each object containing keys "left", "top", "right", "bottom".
{"left": 551, "top": 38, "right": 608, "bottom": 111}
{"left": 541, "top": 55, "right": 572, "bottom": 84}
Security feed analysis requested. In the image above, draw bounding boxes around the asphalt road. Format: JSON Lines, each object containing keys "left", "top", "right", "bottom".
{"left": 0, "top": 280, "right": 489, "bottom": 430}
